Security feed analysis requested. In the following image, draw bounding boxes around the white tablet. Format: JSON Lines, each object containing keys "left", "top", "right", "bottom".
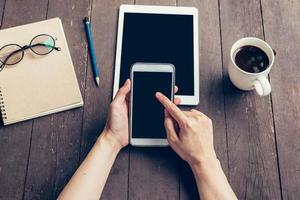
{"left": 113, "top": 5, "right": 199, "bottom": 105}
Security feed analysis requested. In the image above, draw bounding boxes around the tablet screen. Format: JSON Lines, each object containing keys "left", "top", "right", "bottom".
{"left": 132, "top": 71, "right": 172, "bottom": 138}
{"left": 120, "top": 13, "right": 194, "bottom": 95}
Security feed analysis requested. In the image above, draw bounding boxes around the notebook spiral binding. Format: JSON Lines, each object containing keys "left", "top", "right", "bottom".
{"left": 0, "top": 87, "right": 7, "bottom": 120}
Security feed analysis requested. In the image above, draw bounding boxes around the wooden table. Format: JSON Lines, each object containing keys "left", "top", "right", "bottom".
{"left": 0, "top": 0, "right": 299, "bottom": 199}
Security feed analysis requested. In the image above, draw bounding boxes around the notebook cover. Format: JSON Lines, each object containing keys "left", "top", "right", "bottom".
{"left": 0, "top": 18, "right": 83, "bottom": 125}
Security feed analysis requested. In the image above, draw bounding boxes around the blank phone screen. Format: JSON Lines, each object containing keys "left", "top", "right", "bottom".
{"left": 132, "top": 72, "right": 173, "bottom": 138}
{"left": 120, "top": 13, "right": 194, "bottom": 95}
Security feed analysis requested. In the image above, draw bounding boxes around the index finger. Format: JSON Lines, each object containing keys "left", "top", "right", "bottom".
{"left": 155, "top": 92, "right": 187, "bottom": 126}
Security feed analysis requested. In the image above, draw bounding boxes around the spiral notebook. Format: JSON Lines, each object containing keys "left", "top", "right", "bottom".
{"left": 0, "top": 18, "right": 83, "bottom": 125}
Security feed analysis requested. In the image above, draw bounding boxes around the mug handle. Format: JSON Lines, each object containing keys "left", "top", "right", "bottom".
{"left": 253, "top": 76, "right": 271, "bottom": 96}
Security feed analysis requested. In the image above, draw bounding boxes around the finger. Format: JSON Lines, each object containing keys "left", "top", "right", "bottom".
{"left": 174, "top": 86, "right": 178, "bottom": 94}
{"left": 164, "top": 110, "right": 179, "bottom": 143}
{"left": 190, "top": 109, "right": 202, "bottom": 115}
{"left": 190, "top": 109, "right": 208, "bottom": 117}
{"left": 174, "top": 97, "right": 181, "bottom": 105}
{"left": 165, "top": 109, "right": 180, "bottom": 132}
{"left": 125, "top": 91, "right": 131, "bottom": 106}
{"left": 125, "top": 91, "right": 130, "bottom": 101}
{"left": 164, "top": 109, "right": 170, "bottom": 117}
{"left": 114, "top": 79, "right": 131, "bottom": 103}
{"left": 156, "top": 92, "right": 187, "bottom": 126}
{"left": 190, "top": 109, "right": 212, "bottom": 121}
{"left": 182, "top": 110, "right": 195, "bottom": 116}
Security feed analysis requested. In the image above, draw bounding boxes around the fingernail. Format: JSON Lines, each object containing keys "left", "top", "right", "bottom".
{"left": 125, "top": 79, "right": 129, "bottom": 85}
{"left": 155, "top": 92, "right": 162, "bottom": 97}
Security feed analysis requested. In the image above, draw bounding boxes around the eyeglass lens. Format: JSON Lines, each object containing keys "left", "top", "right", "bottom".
{"left": 30, "top": 35, "right": 56, "bottom": 55}
{"left": 0, "top": 45, "right": 24, "bottom": 65}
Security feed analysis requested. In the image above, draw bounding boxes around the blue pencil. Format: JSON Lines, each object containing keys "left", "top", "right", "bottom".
{"left": 84, "top": 17, "right": 100, "bottom": 86}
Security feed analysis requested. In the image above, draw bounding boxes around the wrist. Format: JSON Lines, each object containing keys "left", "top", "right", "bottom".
{"left": 189, "top": 156, "right": 221, "bottom": 177}
{"left": 96, "top": 130, "right": 122, "bottom": 155}
{"left": 187, "top": 149, "right": 218, "bottom": 168}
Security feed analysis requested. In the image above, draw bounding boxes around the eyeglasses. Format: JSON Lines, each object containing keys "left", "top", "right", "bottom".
{"left": 0, "top": 34, "right": 61, "bottom": 72}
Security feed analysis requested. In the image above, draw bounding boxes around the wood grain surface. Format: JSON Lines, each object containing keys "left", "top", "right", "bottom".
{"left": 219, "top": 0, "right": 281, "bottom": 199}
{"left": 81, "top": 1, "right": 133, "bottom": 200}
{"left": 0, "top": 1, "right": 48, "bottom": 200}
{"left": 22, "top": 1, "right": 91, "bottom": 200}
{"left": 177, "top": 0, "right": 228, "bottom": 199}
{"left": 262, "top": 0, "right": 300, "bottom": 199}
{"left": 128, "top": 2, "right": 179, "bottom": 200}
{"left": 0, "top": 0, "right": 299, "bottom": 199}
{"left": 0, "top": 0, "right": 5, "bottom": 27}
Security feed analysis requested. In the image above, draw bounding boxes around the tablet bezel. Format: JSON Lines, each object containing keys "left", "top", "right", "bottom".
{"left": 130, "top": 63, "right": 175, "bottom": 147}
{"left": 113, "top": 4, "right": 199, "bottom": 105}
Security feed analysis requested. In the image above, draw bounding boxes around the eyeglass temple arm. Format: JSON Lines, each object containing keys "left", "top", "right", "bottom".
{"left": 30, "top": 43, "right": 61, "bottom": 51}
{"left": 0, "top": 62, "right": 4, "bottom": 71}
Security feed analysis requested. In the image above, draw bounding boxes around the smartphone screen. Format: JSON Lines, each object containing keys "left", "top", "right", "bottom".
{"left": 132, "top": 71, "right": 173, "bottom": 138}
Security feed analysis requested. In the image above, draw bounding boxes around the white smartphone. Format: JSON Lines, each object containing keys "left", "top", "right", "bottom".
{"left": 130, "top": 63, "right": 175, "bottom": 146}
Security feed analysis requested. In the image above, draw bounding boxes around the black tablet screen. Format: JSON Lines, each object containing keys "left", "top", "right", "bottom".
{"left": 132, "top": 71, "right": 172, "bottom": 138}
{"left": 120, "top": 13, "right": 194, "bottom": 95}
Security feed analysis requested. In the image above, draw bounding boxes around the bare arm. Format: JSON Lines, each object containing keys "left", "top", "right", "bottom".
{"left": 57, "top": 132, "right": 121, "bottom": 200}
{"left": 58, "top": 81, "right": 180, "bottom": 200}
{"left": 58, "top": 80, "right": 131, "bottom": 200}
{"left": 190, "top": 158, "right": 237, "bottom": 200}
{"left": 156, "top": 92, "right": 237, "bottom": 200}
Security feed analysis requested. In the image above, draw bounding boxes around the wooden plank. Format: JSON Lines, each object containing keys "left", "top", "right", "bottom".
{"left": 80, "top": 1, "right": 132, "bottom": 200}
{"left": 261, "top": 0, "right": 300, "bottom": 199}
{"left": 127, "top": 1, "right": 180, "bottom": 200}
{"left": 136, "top": 0, "right": 176, "bottom": 6}
{"left": 22, "top": 0, "right": 91, "bottom": 199}
{"left": 0, "top": 0, "right": 5, "bottom": 27}
{"left": 129, "top": 148, "right": 180, "bottom": 200}
{"left": 0, "top": 1, "right": 48, "bottom": 200}
{"left": 177, "top": 0, "right": 228, "bottom": 199}
{"left": 219, "top": 0, "right": 282, "bottom": 199}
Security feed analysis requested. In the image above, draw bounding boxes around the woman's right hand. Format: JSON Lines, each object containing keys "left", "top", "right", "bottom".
{"left": 155, "top": 92, "right": 217, "bottom": 166}
{"left": 156, "top": 92, "right": 238, "bottom": 200}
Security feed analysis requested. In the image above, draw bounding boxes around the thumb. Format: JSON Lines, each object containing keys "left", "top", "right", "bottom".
{"left": 164, "top": 110, "right": 179, "bottom": 144}
{"left": 114, "top": 79, "right": 131, "bottom": 103}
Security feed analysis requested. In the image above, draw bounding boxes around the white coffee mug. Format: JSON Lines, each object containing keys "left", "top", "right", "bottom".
{"left": 228, "top": 37, "right": 275, "bottom": 96}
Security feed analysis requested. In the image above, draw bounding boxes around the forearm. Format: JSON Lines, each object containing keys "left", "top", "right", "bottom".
{"left": 58, "top": 131, "right": 121, "bottom": 200}
{"left": 190, "top": 158, "right": 237, "bottom": 200}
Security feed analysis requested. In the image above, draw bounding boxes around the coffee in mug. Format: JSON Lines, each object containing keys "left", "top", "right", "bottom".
{"left": 234, "top": 45, "right": 269, "bottom": 73}
{"left": 228, "top": 37, "right": 275, "bottom": 96}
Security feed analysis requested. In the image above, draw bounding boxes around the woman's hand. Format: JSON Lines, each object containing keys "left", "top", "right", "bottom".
{"left": 103, "top": 79, "right": 131, "bottom": 150}
{"left": 58, "top": 80, "right": 131, "bottom": 200}
{"left": 155, "top": 92, "right": 216, "bottom": 166}
{"left": 103, "top": 80, "right": 180, "bottom": 151}
{"left": 155, "top": 93, "right": 238, "bottom": 200}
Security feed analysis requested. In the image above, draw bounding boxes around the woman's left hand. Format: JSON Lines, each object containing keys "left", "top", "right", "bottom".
{"left": 103, "top": 79, "right": 131, "bottom": 150}
{"left": 103, "top": 79, "right": 180, "bottom": 150}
